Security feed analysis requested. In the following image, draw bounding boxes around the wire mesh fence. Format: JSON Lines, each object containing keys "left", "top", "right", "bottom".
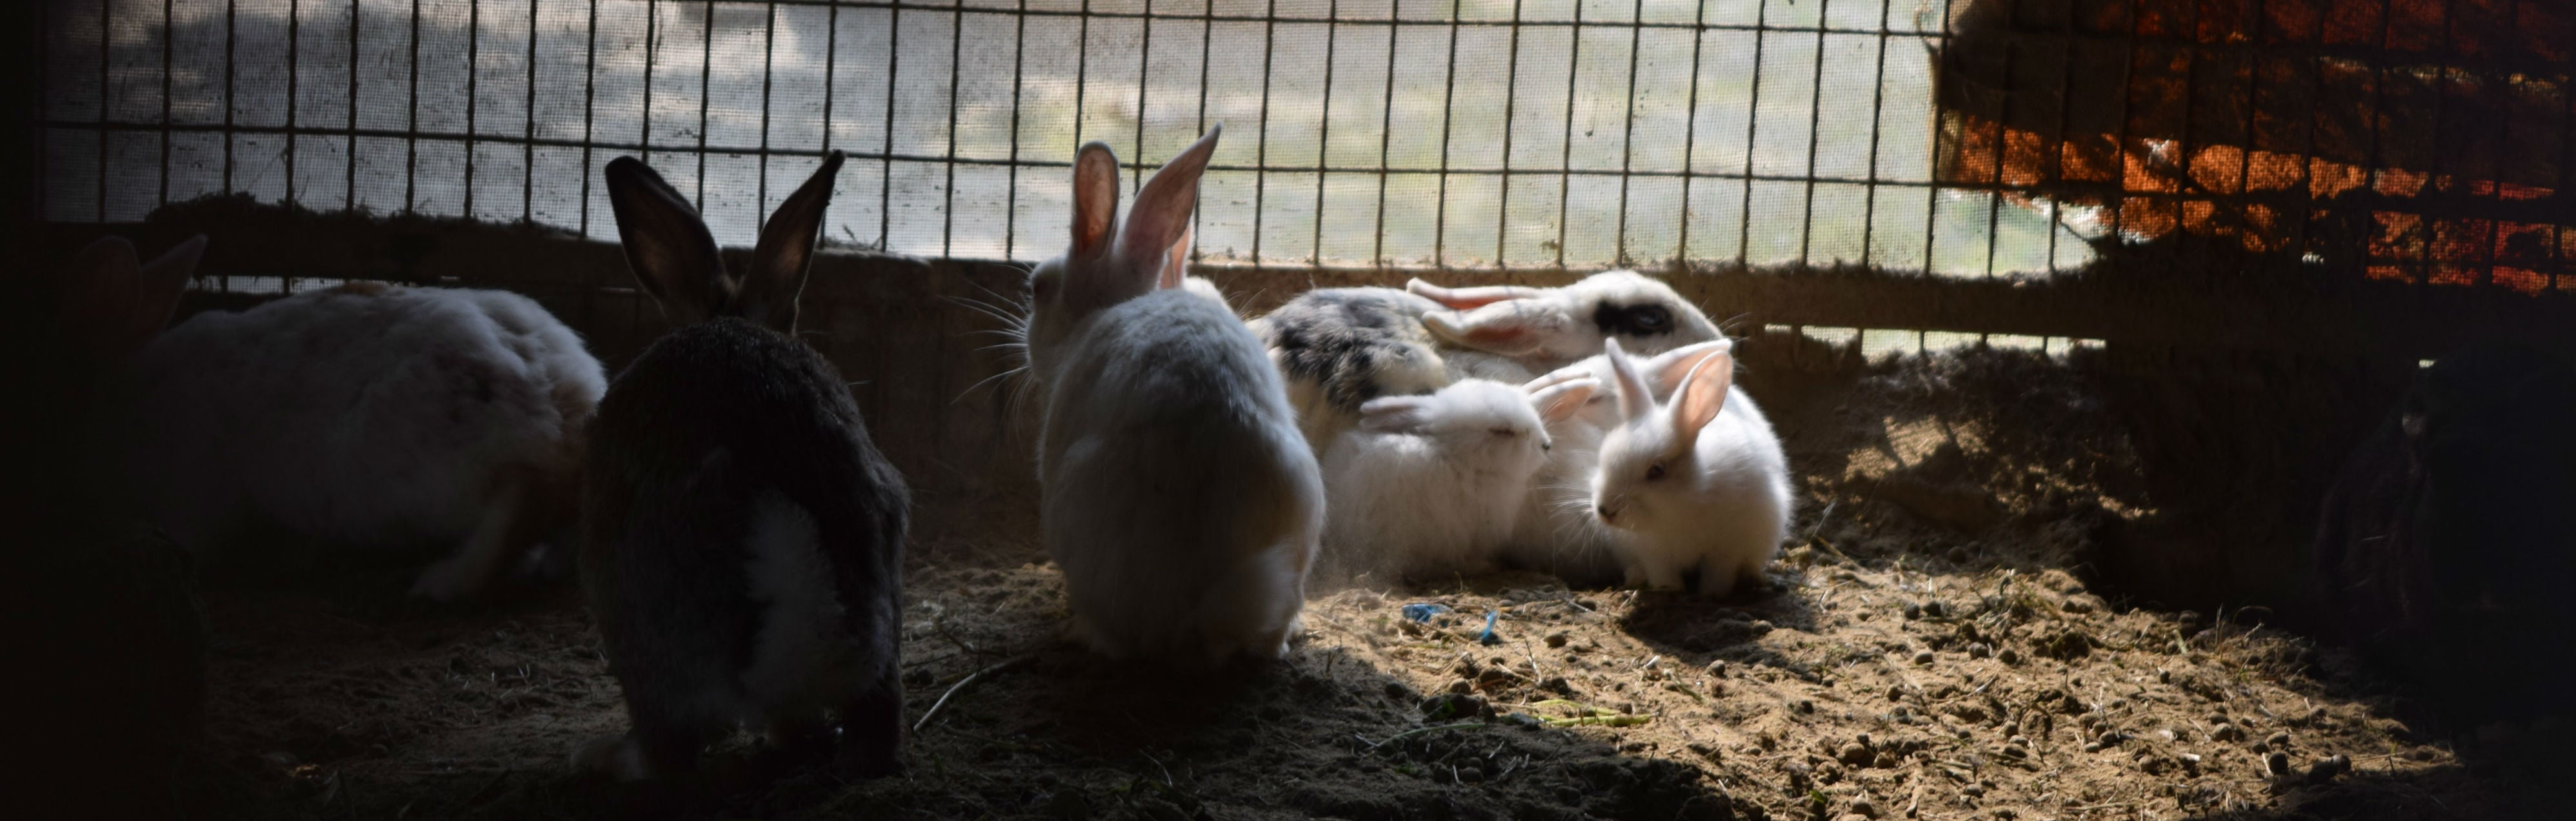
{"left": 38, "top": 0, "right": 2109, "bottom": 276}
{"left": 32, "top": 0, "right": 2571, "bottom": 285}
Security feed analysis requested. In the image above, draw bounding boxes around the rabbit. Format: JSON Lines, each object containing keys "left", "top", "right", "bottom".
{"left": 83, "top": 238, "right": 603, "bottom": 601}
{"left": 2305, "top": 342, "right": 2576, "bottom": 728}
{"left": 1584, "top": 339, "right": 1792, "bottom": 596}
{"left": 1023, "top": 124, "right": 1326, "bottom": 664}
{"left": 1504, "top": 340, "right": 1741, "bottom": 586}
{"left": 1408, "top": 269, "right": 1724, "bottom": 376}
{"left": 1317, "top": 378, "right": 1591, "bottom": 585}
{"left": 574, "top": 150, "right": 912, "bottom": 780}
{"left": 9, "top": 236, "right": 211, "bottom": 818}
{"left": 1250, "top": 286, "right": 1463, "bottom": 452}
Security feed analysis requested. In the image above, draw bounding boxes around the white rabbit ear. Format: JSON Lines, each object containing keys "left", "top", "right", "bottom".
{"left": 739, "top": 150, "right": 843, "bottom": 333}
{"left": 1125, "top": 125, "right": 1221, "bottom": 283}
{"left": 1603, "top": 339, "right": 1655, "bottom": 423}
{"left": 1669, "top": 347, "right": 1735, "bottom": 434}
{"left": 1642, "top": 340, "right": 1735, "bottom": 394}
{"left": 1521, "top": 363, "right": 1594, "bottom": 395}
{"left": 1421, "top": 301, "right": 1557, "bottom": 357}
{"left": 1070, "top": 141, "right": 1121, "bottom": 259}
{"left": 605, "top": 156, "right": 729, "bottom": 325}
{"left": 1158, "top": 224, "right": 1193, "bottom": 290}
{"left": 1528, "top": 378, "right": 1600, "bottom": 425}
{"left": 1406, "top": 278, "right": 1546, "bottom": 310}
{"left": 62, "top": 234, "right": 200, "bottom": 358}
{"left": 1356, "top": 394, "right": 1437, "bottom": 434}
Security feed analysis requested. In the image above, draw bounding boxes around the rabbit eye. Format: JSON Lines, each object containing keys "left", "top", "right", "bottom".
{"left": 1644, "top": 463, "right": 1667, "bottom": 481}
{"left": 1490, "top": 427, "right": 1515, "bottom": 437}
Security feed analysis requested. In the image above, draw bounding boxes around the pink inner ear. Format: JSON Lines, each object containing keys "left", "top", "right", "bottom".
{"left": 1070, "top": 144, "right": 1120, "bottom": 256}
{"left": 1157, "top": 225, "right": 1193, "bottom": 290}
{"left": 1670, "top": 350, "right": 1735, "bottom": 432}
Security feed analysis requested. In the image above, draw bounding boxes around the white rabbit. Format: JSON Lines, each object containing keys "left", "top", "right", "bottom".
{"left": 1407, "top": 269, "right": 1724, "bottom": 375}
{"left": 1023, "top": 125, "right": 1326, "bottom": 663}
{"left": 1585, "top": 339, "right": 1792, "bottom": 596}
{"left": 101, "top": 260, "right": 604, "bottom": 600}
{"left": 1256, "top": 270, "right": 1722, "bottom": 456}
{"left": 1317, "top": 378, "right": 1591, "bottom": 585}
{"left": 1504, "top": 340, "right": 1741, "bottom": 585}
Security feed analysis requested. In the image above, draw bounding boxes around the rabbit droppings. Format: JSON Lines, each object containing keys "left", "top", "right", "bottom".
{"left": 1023, "top": 125, "right": 1327, "bottom": 664}
{"left": 577, "top": 152, "right": 912, "bottom": 780}
{"left": 94, "top": 238, "right": 604, "bottom": 601}
{"left": 1586, "top": 340, "right": 1793, "bottom": 597}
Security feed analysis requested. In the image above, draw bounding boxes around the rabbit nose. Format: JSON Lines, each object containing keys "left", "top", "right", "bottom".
{"left": 1595, "top": 505, "right": 1616, "bottom": 522}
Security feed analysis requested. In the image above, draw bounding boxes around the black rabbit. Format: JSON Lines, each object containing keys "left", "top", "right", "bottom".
{"left": 575, "top": 151, "right": 910, "bottom": 780}
{"left": 2309, "top": 342, "right": 2576, "bottom": 727}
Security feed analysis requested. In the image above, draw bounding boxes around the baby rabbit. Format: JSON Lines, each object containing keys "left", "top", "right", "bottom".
{"left": 1504, "top": 340, "right": 1739, "bottom": 585}
{"left": 1317, "top": 378, "right": 1592, "bottom": 585}
{"left": 577, "top": 151, "right": 911, "bottom": 780}
{"left": 1024, "top": 125, "right": 1326, "bottom": 663}
{"left": 94, "top": 239, "right": 603, "bottom": 600}
{"left": 1586, "top": 340, "right": 1792, "bottom": 596}
{"left": 1257, "top": 270, "right": 1722, "bottom": 455}
{"left": 1408, "top": 270, "right": 1723, "bottom": 375}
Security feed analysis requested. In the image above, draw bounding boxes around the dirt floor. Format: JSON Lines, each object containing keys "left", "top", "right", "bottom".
{"left": 168, "top": 347, "right": 2569, "bottom": 820}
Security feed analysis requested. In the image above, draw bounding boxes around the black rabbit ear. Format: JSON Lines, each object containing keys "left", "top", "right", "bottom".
{"left": 605, "top": 156, "right": 730, "bottom": 325}
{"left": 741, "top": 151, "right": 844, "bottom": 333}
{"left": 1070, "top": 141, "right": 1120, "bottom": 259}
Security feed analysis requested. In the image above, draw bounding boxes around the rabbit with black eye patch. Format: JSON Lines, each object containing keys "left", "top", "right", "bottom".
{"left": 1315, "top": 378, "right": 1593, "bottom": 585}
{"left": 1022, "top": 126, "right": 1324, "bottom": 664}
{"left": 1255, "top": 270, "right": 1722, "bottom": 455}
{"left": 575, "top": 151, "right": 912, "bottom": 781}
{"left": 1585, "top": 339, "right": 1792, "bottom": 596}
{"left": 1407, "top": 270, "right": 1724, "bottom": 376}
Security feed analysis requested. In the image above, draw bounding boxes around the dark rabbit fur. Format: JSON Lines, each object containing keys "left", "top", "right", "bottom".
{"left": 2309, "top": 342, "right": 2576, "bottom": 727}
{"left": 7, "top": 237, "right": 211, "bottom": 817}
{"left": 578, "top": 151, "right": 910, "bottom": 780}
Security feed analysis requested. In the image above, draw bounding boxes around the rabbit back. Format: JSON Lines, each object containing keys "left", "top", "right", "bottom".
{"left": 1041, "top": 291, "right": 1323, "bottom": 661}
{"left": 580, "top": 317, "right": 908, "bottom": 765}
{"left": 114, "top": 285, "right": 601, "bottom": 562}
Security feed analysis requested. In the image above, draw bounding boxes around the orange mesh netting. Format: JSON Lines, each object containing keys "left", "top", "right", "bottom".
{"left": 1935, "top": 0, "right": 2574, "bottom": 289}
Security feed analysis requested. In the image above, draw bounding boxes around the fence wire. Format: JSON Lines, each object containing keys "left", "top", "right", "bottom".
{"left": 61, "top": 0, "right": 2475, "bottom": 278}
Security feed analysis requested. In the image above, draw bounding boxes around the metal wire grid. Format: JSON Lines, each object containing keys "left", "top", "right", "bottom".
{"left": 36, "top": 0, "right": 2092, "bottom": 275}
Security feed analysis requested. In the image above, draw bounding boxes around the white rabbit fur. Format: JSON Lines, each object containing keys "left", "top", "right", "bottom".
{"left": 1503, "top": 340, "right": 1739, "bottom": 585}
{"left": 1584, "top": 339, "right": 1792, "bottom": 596}
{"left": 1317, "top": 378, "right": 1584, "bottom": 585}
{"left": 1407, "top": 270, "right": 1724, "bottom": 375}
{"left": 108, "top": 281, "right": 604, "bottom": 600}
{"left": 1256, "top": 270, "right": 1720, "bottom": 456}
{"left": 1024, "top": 125, "right": 1326, "bottom": 662}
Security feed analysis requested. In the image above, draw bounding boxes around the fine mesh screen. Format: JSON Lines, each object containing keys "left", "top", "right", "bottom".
{"left": 37, "top": 0, "right": 2099, "bottom": 275}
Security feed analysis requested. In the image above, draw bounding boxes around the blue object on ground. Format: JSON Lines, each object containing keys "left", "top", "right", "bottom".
{"left": 1477, "top": 609, "right": 1501, "bottom": 645}
{"left": 1401, "top": 603, "right": 1450, "bottom": 623}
